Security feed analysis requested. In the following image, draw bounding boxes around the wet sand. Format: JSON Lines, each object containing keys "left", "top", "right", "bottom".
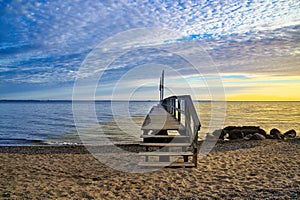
{"left": 0, "top": 139, "right": 299, "bottom": 199}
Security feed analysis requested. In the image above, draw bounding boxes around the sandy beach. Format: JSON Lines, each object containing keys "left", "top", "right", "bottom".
{"left": 0, "top": 139, "right": 299, "bottom": 199}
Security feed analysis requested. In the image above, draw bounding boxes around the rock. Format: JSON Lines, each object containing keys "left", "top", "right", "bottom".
{"left": 212, "top": 129, "right": 223, "bottom": 138}
{"left": 243, "top": 133, "right": 266, "bottom": 140}
{"left": 244, "top": 134, "right": 253, "bottom": 141}
{"left": 223, "top": 126, "right": 267, "bottom": 140}
{"left": 283, "top": 129, "right": 297, "bottom": 139}
{"left": 265, "top": 134, "right": 276, "bottom": 139}
{"left": 2, "top": 192, "right": 10, "bottom": 198}
{"left": 270, "top": 128, "right": 283, "bottom": 140}
{"left": 251, "top": 133, "right": 266, "bottom": 140}
{"left": 257, "top": 129, "right": 267, "bottom": 137}
{"left": 228, "top": 129, "right": 244, "bottom": 139}
{"left": 249, "top": 172, "right": 257, "bottom": 176}
{"left": 218, "top": 129, "right": 228, "bottom": 139}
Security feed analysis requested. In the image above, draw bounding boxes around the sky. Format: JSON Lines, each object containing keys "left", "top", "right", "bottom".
{"left": 0, "top": 0, "right": 299, "bottom": 101}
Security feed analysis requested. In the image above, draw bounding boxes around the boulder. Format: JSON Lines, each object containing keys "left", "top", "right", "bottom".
{"left": 223, "top": 126, "right": 267, "bottom": 140}
{"left": 218, "top": 129, "right": 228, "bottom": 139}
{"left": 244, "top": 134, "right": 253, "bottom": 141}
{"left": 228, "top": 129, "right": 244, "bottom": 139}
{"left": 265, "top": 134, "right": 276, "bottom": 139}
{"left": 258, "top": 129, "right": 267, "bottom": 137}
{"left": 270, "top": 128, "right": 283, "bottom": 140}
{"left": 212, "top": 129, "right": 223, "bottom": 138}
{"left": 251, "top": 133, "right": 266, "bottom": 140}
{"left": 283, "top": 129, "right": 297, "bottom": 139}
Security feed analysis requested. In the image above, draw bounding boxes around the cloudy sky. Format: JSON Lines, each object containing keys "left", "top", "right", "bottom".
{"left": 1, "top": 0, "right": 299, "bottom": 100}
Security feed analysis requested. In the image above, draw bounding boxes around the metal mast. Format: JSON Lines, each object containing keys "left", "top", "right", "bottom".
{"left": 159, "top": 70, "right": 164, "bottom": 103}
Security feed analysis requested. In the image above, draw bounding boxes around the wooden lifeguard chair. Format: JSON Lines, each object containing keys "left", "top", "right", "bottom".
{"left": 139, "top": 71, "right": 201, "bottom": 167}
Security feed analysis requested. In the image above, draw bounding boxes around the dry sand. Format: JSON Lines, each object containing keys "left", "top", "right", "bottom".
{"left": 0, "top": 139, "right": 299, "bottom": 199}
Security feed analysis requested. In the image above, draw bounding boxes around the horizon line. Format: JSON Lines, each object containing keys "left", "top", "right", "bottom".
{"left": 0, "top": 99, "right": 299, "bottom": 102}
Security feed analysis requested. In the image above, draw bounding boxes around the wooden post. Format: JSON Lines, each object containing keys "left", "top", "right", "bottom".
{"left": 173, "top": 98, "right": 176, "bottom": 117}
{"left": 159, "top": 147, "right": 169, "bottom": 162}
{"left": 185, "top": 99, "right": 191, "bottom": 135}
{"left": 146, "top": 146, "right": 149, "bottom": 162}
{"left": 193, "top": 146, "right": 198, "bottom": 167}
{"left": 178, "top": 99, "right": 181, "bottom": 122}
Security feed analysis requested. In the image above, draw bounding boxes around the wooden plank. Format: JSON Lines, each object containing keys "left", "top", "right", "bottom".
{"left": 139, "top": 143, "right": 190, "bottom": 147}
{"left": 139, "top": 151, "right": 193, "bottom": 156}
{"left": 141, "top": 107, "right": 182, "bottom": 130}
{"left": 141, "top": 134, "right": 189, "bottom": 143}
{"left": 138, "top": 162, "right": 195, "bottom": 167}
{"left": 141, "top": 104, "right": 182, "bottom": 130}
{"left": 141, "top": 125, "right": 181, "bottom": 131}
{"left": 140, "top": 135, "right": 188, "bottom": 138}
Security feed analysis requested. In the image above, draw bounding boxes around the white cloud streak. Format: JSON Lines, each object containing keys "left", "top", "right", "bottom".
{"left": 0, "top": 0, "right": 299, "bottom": 99}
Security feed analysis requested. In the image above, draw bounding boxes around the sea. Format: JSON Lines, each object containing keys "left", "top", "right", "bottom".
{"left": 0, "top": 101, "right": 299, "bottom": 146}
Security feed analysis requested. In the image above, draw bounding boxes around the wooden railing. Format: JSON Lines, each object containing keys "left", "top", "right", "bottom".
{"left": 162, "top": 95, "right": 201, "bottom": 150}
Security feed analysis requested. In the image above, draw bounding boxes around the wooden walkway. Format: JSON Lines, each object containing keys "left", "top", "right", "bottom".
{"left": 141, "top": 104, "right": 183, "bottom": 132}
{"left": 138, "top": 71, "right": 200, "bottom": 168}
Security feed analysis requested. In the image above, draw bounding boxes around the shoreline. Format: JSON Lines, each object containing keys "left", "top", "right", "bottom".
{"left": 0, "top": 138, "right": 299, "bottom": 154}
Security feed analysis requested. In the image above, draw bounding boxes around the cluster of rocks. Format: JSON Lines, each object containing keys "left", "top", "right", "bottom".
{"left": 206, "top": 126, "right": 297, "bottom": 141}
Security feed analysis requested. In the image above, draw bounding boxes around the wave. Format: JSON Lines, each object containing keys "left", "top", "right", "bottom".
{"left": 0, "top": 138, "right": 44, "bottom": 146}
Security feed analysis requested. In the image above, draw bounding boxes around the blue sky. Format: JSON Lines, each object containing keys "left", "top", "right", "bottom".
{"left": 0, "top": 0, "right": 299, "bottom": 100}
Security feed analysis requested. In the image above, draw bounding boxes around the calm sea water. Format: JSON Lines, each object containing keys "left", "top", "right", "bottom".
{"left": 0, "top": 101, "right": 299, "bottom": 145}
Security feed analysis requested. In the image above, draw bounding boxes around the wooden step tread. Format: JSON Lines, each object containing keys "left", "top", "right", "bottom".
{"left": 141, "top": 124, "right": 182, "bottom": 131}
{"left": 140, "top": 143, "right": 190, "bottom": 147}
{"left": 138, "top": 162, "right": 195, "bottom": 167}
{"left": 139, "top": 151, "right": 194, "bottom": 156}
{"left": 140, "top": 135, "right": 188, "bottom": 138}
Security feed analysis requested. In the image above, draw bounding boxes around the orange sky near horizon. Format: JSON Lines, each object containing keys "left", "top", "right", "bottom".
{"left": 226, "top": 94, "right": 299, "bottom": 101}
{"left": 221, "top": 74, "right": 300, "bottom": 101}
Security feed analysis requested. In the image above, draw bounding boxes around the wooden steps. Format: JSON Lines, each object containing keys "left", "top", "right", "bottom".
{"left": 139, "top": 151, "right": 193, "bottom": 156}
{"left": 138, "top": 162, "right": 196, "bottom": 167}
{"left": 141, "top": 135, "right": 189, "bottom": 143}
{"left": 139, "top": 143, "right": 190, "bottom": 147}
{"left": 140, "top": 135, "right": 188, "bottom": 138}
{"left": 139, "top": 105, "right": 196, "bottom": 168}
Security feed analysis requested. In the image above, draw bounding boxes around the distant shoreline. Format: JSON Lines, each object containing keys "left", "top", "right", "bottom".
{"left": 0, "top": 99, "right": 158, "bottom": 103}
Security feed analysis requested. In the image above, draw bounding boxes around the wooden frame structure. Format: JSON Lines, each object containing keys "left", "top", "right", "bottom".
{"left": 139, "top": 71, "right": 201, "bottom": 167}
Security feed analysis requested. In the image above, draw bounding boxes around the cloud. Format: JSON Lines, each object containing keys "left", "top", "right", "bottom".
{"left": 0, "top": 0, "right": 299, "bottom": 99}
{"left": 200, "top": 25, "right": 300, "bottom": 75}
